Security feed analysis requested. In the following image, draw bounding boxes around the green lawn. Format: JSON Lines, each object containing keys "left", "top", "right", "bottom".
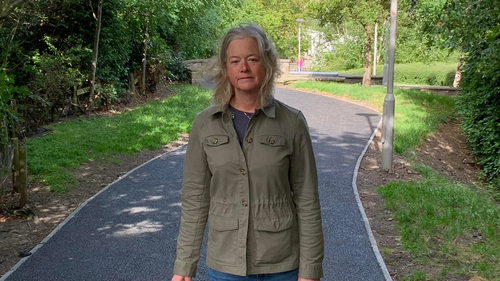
{"left": 378, "top": 165, "right": 500, "bottom": 279}
{"left": 292, "top": 81, "right": 456, "bottom": 154}
{"left": 342, "top": 62, "right": 457, "bottom": 86}
{"left": 27, "top": 84, "right": 211, "bottom": 192}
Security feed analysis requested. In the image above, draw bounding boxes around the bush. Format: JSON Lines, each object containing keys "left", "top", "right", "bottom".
{"left": 442, "top": 0, "right": 500, "bottom": 188}
{"left": 312, "top": 39, "right": 364, "bottom": 72}
{"left": 342, "top": 62, "right": 457, "bottom": 86}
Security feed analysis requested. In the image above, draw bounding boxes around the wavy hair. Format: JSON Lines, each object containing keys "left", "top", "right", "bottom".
{"left": 212, "top": 23, "right": 280, "bottom": 108}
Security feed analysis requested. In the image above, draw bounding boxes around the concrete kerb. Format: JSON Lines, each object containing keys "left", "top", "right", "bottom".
{"left": 352, "top": 118, "right": 393, "bottom": 281}
{"left": 0, "top": 143, "right": 189, "bottom": 281}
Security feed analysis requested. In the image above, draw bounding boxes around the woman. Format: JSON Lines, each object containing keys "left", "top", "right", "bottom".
{"left": 172, "top": 23, "right": 324, "bottom": 281}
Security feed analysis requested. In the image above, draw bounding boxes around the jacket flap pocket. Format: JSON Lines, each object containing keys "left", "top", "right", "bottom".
{"left": 254, "top": 216, "right": 293, "bottom": 232}
{"left": 204, "top": 135, "right": 229, "bottom": 147}
{"left": 258, "top": 135, "right": 286, "bottom": 147}
{"left": 209, "top": 216, "right": 239, "bottom": 231}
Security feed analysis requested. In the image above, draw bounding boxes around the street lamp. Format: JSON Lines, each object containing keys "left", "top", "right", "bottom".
{"left": 382, "top": 0, "right": 398, "bottom": 171}
{"left": 296, "top": 18, "right": 304, "bottom": 72}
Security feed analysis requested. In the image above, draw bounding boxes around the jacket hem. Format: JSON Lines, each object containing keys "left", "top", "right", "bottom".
{"left": 206, "top": 259, "right": 299, "bottom": 277}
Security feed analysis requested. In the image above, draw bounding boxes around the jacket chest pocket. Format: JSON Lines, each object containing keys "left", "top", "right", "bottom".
{"left": 254, "top": 135, "right": 290, "bottom": 167}
{"left": 203, "top": 135, "right": 234, "bottom": 168}
{"left": 208, "top": 215, "right": 239, "bottom": 265}
{"left": 254, "top": 216, "right": 294, "bottom": 265}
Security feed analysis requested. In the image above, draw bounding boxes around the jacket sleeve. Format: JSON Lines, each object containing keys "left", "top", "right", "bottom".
{"left": 290, "top": 111, "right": 324, "bottom": 279}
{"left": 173, "top": 114, "right": 211, "bottom": 277}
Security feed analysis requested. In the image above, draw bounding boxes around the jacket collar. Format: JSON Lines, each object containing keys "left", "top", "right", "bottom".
{"left": 209, "top": 100, "right": 276, "bottom": 118}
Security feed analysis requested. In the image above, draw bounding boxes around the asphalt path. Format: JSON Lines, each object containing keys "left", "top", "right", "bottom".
{"left": 3, "top": 87, "right": 386, "bottom": 281}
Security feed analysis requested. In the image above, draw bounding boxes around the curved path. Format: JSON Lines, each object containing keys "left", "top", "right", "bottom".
{"left": 2, "top": 88, "right": 387, "bottom": 281}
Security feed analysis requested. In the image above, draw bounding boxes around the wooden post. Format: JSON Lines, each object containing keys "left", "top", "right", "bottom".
{"left": 19, "top": 146, "right": 27, "bottom": 208}
{"left": 129, "top": 72, "right": 135, "bottom": 95}
{"left": 0, "top": 124, "right": 8, "bottom": 183}
{"left": 10, "top": 99, "right": 16, "bottom": 138}
{"left": 73, "top": 85, "right": 78, "bottom": 113}
{"left": 11, "top": 137, "right": 19, "bottom": 193}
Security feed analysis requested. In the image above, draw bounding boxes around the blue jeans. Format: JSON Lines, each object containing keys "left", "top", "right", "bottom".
{"left": 207, "top": 268, "right": 299, "bottom": 281}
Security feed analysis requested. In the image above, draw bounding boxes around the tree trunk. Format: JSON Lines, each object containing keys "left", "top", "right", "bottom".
{"left": 453, "top": 58, "right": 463, "bottom": 88}
{"left": 141, "top": 12, "right": 149, "bottom": 96}
{"left": 362, "top": 24, "right": 373, "bottom": 87}
{"left": 89, "top": 0, "right": 103, "bottom": 111}
{"left": 0, "top": 0, "right": 23, "bottom": 20}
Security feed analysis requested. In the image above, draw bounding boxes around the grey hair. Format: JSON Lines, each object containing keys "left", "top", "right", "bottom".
{"left": 212, "top": 23, "right": 280, "bottom": 108}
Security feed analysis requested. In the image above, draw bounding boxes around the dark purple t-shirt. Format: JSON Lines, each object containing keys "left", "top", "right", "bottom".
{"left": 228, "top": 105, "right": 254, "bottom": 147}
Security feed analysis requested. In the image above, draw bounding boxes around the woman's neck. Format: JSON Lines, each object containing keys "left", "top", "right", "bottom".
{"left": 229, "top": 92, "right": 260, "bottom": 113}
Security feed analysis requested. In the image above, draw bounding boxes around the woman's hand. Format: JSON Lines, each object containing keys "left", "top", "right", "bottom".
{"left": 172, "top": 275, "right": 192, "bottom": 281}
{"left": 298, "top": 278, "right": 319, "bottom": 281}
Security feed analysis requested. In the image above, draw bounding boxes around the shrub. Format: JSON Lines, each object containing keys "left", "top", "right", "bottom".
{"left": 342, "top": 62, "right": 457, "bottom": 86}
{"left": 442, "top": 0, "right": 500, "bottom": 188}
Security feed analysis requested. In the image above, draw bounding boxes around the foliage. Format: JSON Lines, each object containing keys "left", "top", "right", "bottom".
{"left": 27, "top": 84, "right": 211, "bottom": 192}
{"left": 0, "top": 0, "right": 237, "bottom": 134}
{"left": 291, "top": 82, "right": 456, "bottom": 153}
{"left": 441, "top": 0, "right": 500, "bottom": 186}
{"left": 396, "top": 0, "right": 455, "bottom": 64}
{"left": 223, "top": 0, "right": 307, "bottom": 59}
{"left": 377, "top": 165, "right": 500, "bottom": 278}
{"left": 309, "top": 0, "right": 389, "bottom": 86}
{"left": 341, "top": 62, "right": 457, "bottom": 86}
{"left": 309, "top": 0, "right": 460, "bottom": 78}
{"left": 310, "top": 21, "right": 364, "bottom": 71}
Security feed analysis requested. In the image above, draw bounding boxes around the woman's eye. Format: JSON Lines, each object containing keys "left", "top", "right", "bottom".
{"left": 230, "top": 60, "right": 239, "bottom": 64}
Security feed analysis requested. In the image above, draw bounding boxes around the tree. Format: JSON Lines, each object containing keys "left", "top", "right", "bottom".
{"left": 310, "top": 0, "right": 388, "bottom": 86}
{"left": 89, "top": 0, "right": 103, "bottom": 111}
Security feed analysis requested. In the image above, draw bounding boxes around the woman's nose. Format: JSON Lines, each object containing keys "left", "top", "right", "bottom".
{"left": 240, "top": 60, "right": 249, "bottom": 72}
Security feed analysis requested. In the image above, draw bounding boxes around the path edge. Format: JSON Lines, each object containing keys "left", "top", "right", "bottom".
{"left": 352, "top": 118, "right": 393, "bottom": 281}
{"left": 0, "top": 144, "right": 188, "bottom": 281}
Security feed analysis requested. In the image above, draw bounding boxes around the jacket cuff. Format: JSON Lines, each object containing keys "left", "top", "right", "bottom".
{"left": 299, "top": 263, "right": 323, "bottom": 279}
{"left": 173, "top": 259, "right": 197, "bottom": 277}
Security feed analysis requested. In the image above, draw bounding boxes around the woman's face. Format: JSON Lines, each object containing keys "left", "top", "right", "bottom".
{"left": 226, "top": 37, "right": 266, "bottom": 97}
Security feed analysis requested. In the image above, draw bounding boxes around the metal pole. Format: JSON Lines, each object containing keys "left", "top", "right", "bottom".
{"left": 383, "top": 20, "right": 389, "bottom": 86}
{"left": 382, "top": 0, "right": 398, "bottom": 171}
{"left": 296, "top": 19, "right": 304, "bottom": 72}
{"left": 298, "top": 22, "right": 301, "bottom": 72}
{"left": 373, "top": 22, "right": 378, "bottom": 75}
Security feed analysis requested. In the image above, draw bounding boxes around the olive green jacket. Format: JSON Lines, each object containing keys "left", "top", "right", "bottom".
{"left": 173, "top": 99, "right": 324, "bottom": 279}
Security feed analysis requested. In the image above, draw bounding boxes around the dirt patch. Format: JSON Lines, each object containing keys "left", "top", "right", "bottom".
{"left": 0, "top": 89, "right": 188, "bottom": 278}
{"left": 358, "top": 119, "right": 481, "bottom": 281}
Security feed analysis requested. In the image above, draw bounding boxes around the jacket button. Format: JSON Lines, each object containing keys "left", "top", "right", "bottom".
{"left": 242, "top": 200, "right": 248, "bottom": 207}
{"left": 246, "top": 137, "right": 253, "bottom": 143}
{"left": 212, "top": 138, "right": 218, "bottom": 144}
{"left": 240, "top": 169, "right": 246, "bottom": 175}
{"left": 269, "top": 138, "right": 275, "bottom": 145}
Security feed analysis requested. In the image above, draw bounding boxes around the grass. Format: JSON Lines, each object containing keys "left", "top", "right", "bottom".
{"left": 291, "top": 81, "right": 456, "bottom": 153}
{"left": 377, "top": 165, "right": 500, "bottom": 279}
{"left": 27, "top": 84, "right": 211, "bottom": 192}
{"left": 341, "top": 62, "right": 457, "bottom": 86}
{"left": 402, "top": 270, "right": 427, "bottom": 281}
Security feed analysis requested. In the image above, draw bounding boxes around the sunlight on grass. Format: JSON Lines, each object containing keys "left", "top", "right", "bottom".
{"left": 377, "top": 167, "right": 500, "bottom": 279}
{"left": 27, "top": 84, "right": 211, "bottom": 192}
{"left": 292, "top": 81, "right": 456, "bottom": 154}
